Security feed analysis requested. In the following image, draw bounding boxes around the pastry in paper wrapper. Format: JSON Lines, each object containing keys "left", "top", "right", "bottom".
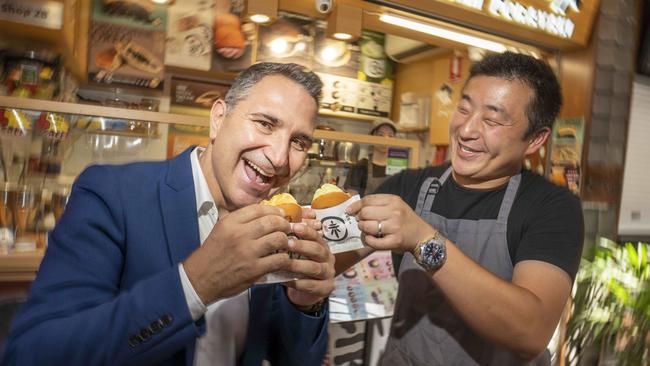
{"left": 257, "top": 193, "right": 303, "bottom": 284}
{"left": 311, "top": 184, "right": 364, "bottom": 254}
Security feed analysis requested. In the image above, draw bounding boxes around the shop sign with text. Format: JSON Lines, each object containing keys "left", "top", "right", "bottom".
{"left": 0, "top": 0, "right": 63, "bottom": 29}
{"left": 439, "top": 0, "right": 598, "bottom": 45}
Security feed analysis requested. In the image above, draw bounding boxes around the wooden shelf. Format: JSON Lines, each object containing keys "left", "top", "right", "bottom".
{"left": 0, "top": 249, "right": 44, "bottom": 282}
{"left": 307, "top": 158, "right": 353, "bottom": 168}
{"left": 318, "top": 109, "right": 376, "bottom": 123}
{"left": 313, "top": 129, "right": 419, "bottom": 168}
{"left": 166, "top": 67, "right": 238, "bottom": 83}
{"left": 398, "top": 127, "right": 429, "bottom": 134}
{"left": 0, "top": 96, "right": 208, "bottom": 127}
{"left": 0, "top": 96, "right": 419, "bottom": 167}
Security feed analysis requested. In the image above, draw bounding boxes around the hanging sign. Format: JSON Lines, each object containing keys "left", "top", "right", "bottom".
{"left": 402, "top": 0, "right": 600, "bottom": 47}
{"left": 386, "top": 148, "right": 409, "bottom": 175}
{"left": 0, "top": 0, "right": 63, "bottom": 29}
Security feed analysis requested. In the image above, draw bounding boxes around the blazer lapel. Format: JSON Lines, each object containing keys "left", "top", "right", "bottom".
{"left": 159, "top": 148, "right": 201, "bottom": 265}
{"left": 159, "top": 148, "right": 201, "bottom": 366}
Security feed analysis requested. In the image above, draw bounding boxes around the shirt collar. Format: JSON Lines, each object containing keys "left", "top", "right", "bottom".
{"left": 190, "top": 147, "right": 217, "bottom": 218}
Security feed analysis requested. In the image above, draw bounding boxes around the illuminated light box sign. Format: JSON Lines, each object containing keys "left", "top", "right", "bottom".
{"left": 436, "top": 0, "right": 598, "bottom": 46}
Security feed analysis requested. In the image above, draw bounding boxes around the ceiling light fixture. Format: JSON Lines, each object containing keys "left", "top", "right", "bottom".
{"left": 379, "top": 13, "right": 507, "bottom": 53}
{"left": 245, "top": 0, "right": 277, "bottom": 24}
{"left": 333, "top": 32, "right": 353, "bottom": 41}
{"left": 249, "top": 14, "right": 270, "bottom": 23}
{"left": 326, "top": 4, "right": 362, "bottom": 42}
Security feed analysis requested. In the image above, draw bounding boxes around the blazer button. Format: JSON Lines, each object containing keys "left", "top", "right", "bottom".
{"left": 150, "top": 319, "right": 163, "bottom": 333}
{"left": 128, "top": 335, "right": 140, "bottom": 348}
{"left": 161, "top": 314, "right": 173, "bottom": 327}
{"left": 140, "top": 328, "right": 152, "bottom": 341}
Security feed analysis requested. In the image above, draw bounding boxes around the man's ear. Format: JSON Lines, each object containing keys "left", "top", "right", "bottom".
{"left": 525, "top": 127, "right": 551, "bottom": 155}
{"left": 209, "top": 99, "right": 227, "bottom": 141}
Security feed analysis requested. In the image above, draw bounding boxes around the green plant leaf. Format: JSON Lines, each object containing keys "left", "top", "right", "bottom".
{"left": 625, "top": 242, "right": 639, "bottom": 272}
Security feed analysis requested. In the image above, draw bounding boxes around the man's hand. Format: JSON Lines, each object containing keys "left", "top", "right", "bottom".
{"left": 345, "top": 194, "right": 437, "bottom": 253}
{"left": 283, "top": 222, "right": 335, "bottom": 311}
{"left": 183, "top": 204, "right": 292, "bottom": 304}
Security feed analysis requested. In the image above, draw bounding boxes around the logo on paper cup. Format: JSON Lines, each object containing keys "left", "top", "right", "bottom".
{"left": 321, "top": 216, "right": 348, "bottom": 241}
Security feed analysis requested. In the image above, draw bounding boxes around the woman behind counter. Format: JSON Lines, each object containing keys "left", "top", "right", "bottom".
{"left": 344, "top": 117, "right": 397, "bottom": 196}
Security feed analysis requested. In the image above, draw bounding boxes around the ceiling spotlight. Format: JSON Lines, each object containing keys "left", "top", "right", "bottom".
{"left": 249, "top": 14, "right": 270, "bottom": 23}
{"left": 333, "top": 33, "right": 352, "bottom": 41}
{"left": 326, "top": 4, "right": 361, "bottom": 42}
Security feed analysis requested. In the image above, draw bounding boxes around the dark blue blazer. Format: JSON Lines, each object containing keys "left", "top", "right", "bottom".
{"left": 3, "top": 148, "right": 327, "bottom": 365}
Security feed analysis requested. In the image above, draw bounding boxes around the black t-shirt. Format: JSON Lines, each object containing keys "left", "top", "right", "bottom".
{"left": 375, "top": 163, "right": 584, "bottom": 281}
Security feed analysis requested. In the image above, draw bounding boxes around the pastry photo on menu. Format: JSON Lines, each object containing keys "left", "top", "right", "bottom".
{"left": 210, "top": 0, "right": 254, "bottom": 73}
{"left": 88, "top": 21, "right": 165, "bottom": 89}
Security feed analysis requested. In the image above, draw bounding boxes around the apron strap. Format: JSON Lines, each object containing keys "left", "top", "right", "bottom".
{"left": 414, "top": 166, "right": 452, "bottom": 216}
{"left": 496, "top": 173, "right": 521, "bottom": 223}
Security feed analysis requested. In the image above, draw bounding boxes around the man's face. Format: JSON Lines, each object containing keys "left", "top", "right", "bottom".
{"left": 449, "top": 75, "right": 548, "bottom": 189}
{"left": 208, "top": 75, "right": 317, "bottom": 210}
{"left": 373, "top": 125, "right": 395, "bottom": 154}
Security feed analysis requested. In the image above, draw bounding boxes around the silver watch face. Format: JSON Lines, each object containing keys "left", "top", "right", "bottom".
{"left": 418, "top": 239, "right": 446, "bottom": 270}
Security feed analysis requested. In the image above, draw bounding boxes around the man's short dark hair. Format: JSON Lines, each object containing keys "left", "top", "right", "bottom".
{"left": 225, "top": 62, "right": 323, "bottom": 115}
{"left": 469, "top": 52, "right": 562, "bottom": 138}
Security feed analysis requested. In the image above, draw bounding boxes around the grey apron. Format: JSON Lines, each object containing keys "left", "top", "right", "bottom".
{"left": 365, "top": 159, "right": 387, "bottom": 196}
{"left": 380, "top": 166, "right": 550, "bottom": 366}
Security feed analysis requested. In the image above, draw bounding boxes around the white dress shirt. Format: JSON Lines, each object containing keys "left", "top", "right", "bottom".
{"left": 178, "top": 147, "right": 249, "bottom": 366}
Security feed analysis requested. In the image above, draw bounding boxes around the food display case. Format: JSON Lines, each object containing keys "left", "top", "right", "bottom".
{"left": 0, "top": 95, "right": 419, "bottom": 282}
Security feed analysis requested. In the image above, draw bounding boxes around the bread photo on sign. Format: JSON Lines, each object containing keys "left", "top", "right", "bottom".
{"left": 261, "top": 193, "right": 302, "bottom": 223}
{"left": 115, "top": 41, "right": 163, "bottom": 74}
{"left": 195, "top": 90, "right": 222, "bottom": 108}
{"left": 557, "top": 125, "right": 577, "bottom": 139}
{"left": 95, "top": 48, "right": 123, "bottom": 71}
{"left": 311, "top": 183, "right": 351, "bottom": 210}
{"left": 214, "top": 13, "right": 245, "bottom": 48}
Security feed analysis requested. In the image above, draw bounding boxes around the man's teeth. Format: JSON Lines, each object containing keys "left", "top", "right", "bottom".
{"left": 461, "top": 145, "right": 478, "bottom": 153}
{"left": 247, "top": 160, "right": 272, "bottom": 177}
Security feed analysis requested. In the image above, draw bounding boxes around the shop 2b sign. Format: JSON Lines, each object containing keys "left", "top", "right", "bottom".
{"left": 0, "top": 0, "right": 63, "bottom": 29}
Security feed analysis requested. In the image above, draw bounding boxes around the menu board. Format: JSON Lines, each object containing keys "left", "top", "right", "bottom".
{"left": 318, "top": 73, "right": 393, "bottom": 118}
{"left": 88, "top": 0, "right": 166, "bottom": 89}
{"left": 210, "top": 0, "right": 254, "bottom": 73}
{"left": 256, "top": 12, "right": 314, "bottom": 68}
{"left": 170, "top": 77, "right": 230, "bottom": 111}
{"left": 164, "top": 0, "right": 214, "bottom": 71}
{"left": 329, "top": 250, "right": 398, "bottom": 323}
{"left": 313, "top": 21, "right": 358, "bottom": 78}
{"left": 317, "top": 29, "right": 394, "bottom": 119}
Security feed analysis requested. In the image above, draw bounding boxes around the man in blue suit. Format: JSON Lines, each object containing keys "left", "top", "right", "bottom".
{"left": 4, "top": 62, "right": 335, "bottom": 365}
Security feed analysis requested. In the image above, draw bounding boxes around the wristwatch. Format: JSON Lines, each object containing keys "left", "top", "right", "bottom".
{"left": 300, "top": 299, "right": 326, "bottom": 317}
{"left": 412, "top": 231, "right": 447, "bottom": 271}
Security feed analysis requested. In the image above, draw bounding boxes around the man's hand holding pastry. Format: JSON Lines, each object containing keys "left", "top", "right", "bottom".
{"left": 284, "top": 222, "right": 335, "bottom": 312}
{"left": 346, "top": 194, "right": 436, "bottom": 253}
{"left": 262, "top": 193, "right": 335, "bottom": 312}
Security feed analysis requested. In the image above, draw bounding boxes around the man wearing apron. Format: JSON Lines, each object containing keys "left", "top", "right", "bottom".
{"left": 344, "top": 118, "right": 397, "bottom": 197}
{"left": 345, "top": 52, "right": 583, "bottom": 365}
